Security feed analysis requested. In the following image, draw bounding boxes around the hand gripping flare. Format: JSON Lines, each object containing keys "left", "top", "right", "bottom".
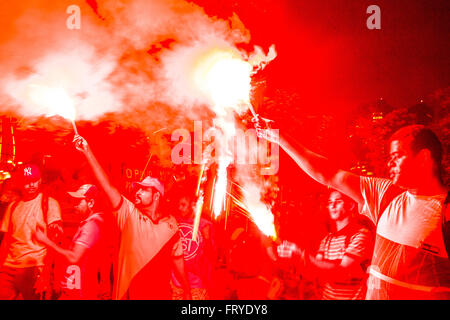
{"left": 252, "top": 114, "right": 279, "bottom": 144}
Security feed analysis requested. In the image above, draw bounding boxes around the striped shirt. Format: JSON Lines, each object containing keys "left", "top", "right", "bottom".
{"left": 317, "top": 224, "right": 374, "bottom": 300}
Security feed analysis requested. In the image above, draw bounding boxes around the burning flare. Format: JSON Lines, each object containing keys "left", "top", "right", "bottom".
{"left": 26, "top": 84, "right": 76, "bottom": 121}
{"left": 25, "top": 83, "right": 79, "bottom": 134}
{"left": 213, "top": 155, "right": 232, "bottom": 218}
{"left": 192, "top": 49, "right": 252, "bottom": 115}
{"left": 190, "top": 45, "right": 278, "bottom": 239}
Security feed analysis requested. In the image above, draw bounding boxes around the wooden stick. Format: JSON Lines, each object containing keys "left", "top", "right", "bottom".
{"left": 71, "top": 120, "right": 79, "bottom": 136}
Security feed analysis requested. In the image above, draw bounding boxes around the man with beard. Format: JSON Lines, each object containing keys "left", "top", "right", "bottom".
{"left": 73, "top": 135, "right": 191, "bottom": 300}
{"left": 259, "top": 124, "right": 450, "bottom": 299}
{"left": 35, "top": 184, "right": 106, "bottom": 299}
{"left": 0, "top": 164, "right": 62, "bottom": 299}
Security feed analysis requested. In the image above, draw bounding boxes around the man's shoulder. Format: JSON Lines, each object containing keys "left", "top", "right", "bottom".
{"left": 44, "top": 195, "right": 63, "bottom": 222}
{"left": 114, "top": 196, "right": 139, "bottom": 221}
{"left": 361, "top": 176, "right": 404, "bottom": 206}
{"left": 47, "top": 195, "right": 61, "bottom": 205}
{"left": 360, "top": 176, "right": 393, "bottom": 190}
{"left": 351, "top": 226, "right": 372, "bottom": 238}
{"left": 175, "top": 216, "right": 211, "bottom": 226}
{"left": 155, "top": 215, "right": 178, "bottom": 235}
{"left": 37, "top": 193, "right": 60, "bottom": 206}
{"left": 119, "top": 195, "right": 137, "bottom": 211}
{"left": 86, "top": 212, "right": 105, "bottom": 225}
{"left": 15, "top": 193, "right": 41, "bottom": 207}
{"left": 162, "top": 214, "right": 178, "bottom": 226}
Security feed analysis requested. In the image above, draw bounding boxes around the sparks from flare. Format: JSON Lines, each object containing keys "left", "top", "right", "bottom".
{"left": 225, "top": 186, "right": 277, "bottom": 239}
{"left": 192, "top": 162, "right": 207, "bottom": 242}
{"left": 212, "top": 154, "right": 232, "bottom": 218}
{"left": 190, "top": 46, "right": 277, "bottom": 238}
{"left": 191, "top": 195, "right": 204, "bottom": 242}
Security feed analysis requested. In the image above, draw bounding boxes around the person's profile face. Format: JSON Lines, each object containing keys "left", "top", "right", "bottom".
{"left": 134, "top": 186, "right": 154, "bottom": 207}
{"left": 387, "top": 140, "right": 417, "bottom": 188}
{"left": 73, "top": 198, "right": 90, "bottom": 218}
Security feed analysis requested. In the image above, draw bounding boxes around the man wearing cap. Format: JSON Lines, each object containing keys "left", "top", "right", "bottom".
{"left": 73, "top": 135, "right": 191, "bottom": 300}
{"left": 35, "top": 184, "right": 106, "bottom": 299}
{"left": 0, "top": 164, "right": 63, "bottom": 299}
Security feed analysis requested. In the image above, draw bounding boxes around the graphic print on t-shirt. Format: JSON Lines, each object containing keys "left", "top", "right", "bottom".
{"left": 178, "top": 223, "right": 203, "bottom": 261}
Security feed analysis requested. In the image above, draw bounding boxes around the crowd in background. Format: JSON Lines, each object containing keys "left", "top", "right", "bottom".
{"left": 0, "top": 161, "right": 376, "bottom": 300}
{"left": 0, "top": 124, "right": 448, "bottom": 300}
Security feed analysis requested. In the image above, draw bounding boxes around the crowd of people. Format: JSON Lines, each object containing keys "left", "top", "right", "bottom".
{"left": 0, "top": 124, "right": 448, "bottom": 300}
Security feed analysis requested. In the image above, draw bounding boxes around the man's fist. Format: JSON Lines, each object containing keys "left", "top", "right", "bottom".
{"left": 73, "top": 134, "right": 89, "bottom": 153}
{"left": 47, "top": 222, "right": 64, "bottom": 243}
{"left": 253, "top": 116, "right": 279, "bottom": 144}
{"left": 277, "top": 240, "right": 303, "bottom": 259}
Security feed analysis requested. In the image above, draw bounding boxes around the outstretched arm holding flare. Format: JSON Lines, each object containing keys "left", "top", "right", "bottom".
{"left": 261, "top": 130, "right": 364, "bottom": 206}
{"left": 73, "top": 134, "right": 192, "bottom": 300}
{"left": 73, "top": 135, "right": 122, "bottom": 209}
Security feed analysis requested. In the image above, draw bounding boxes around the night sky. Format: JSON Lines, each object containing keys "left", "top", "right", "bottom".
{"left": 197, "top": 0, "right": 450, "bottom": 112}
{"left": 1, "top": 0, "right": 448, "bottom": 173}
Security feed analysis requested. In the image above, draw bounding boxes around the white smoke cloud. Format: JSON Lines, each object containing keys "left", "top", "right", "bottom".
{"left": 0, "top": 0, "right": 264, "bottom": 131}
{"left": 0, "top": 0, "right": 278, "bottom": 237}
{"left": 4, "top": 44, "right": 120, "bottom": 120}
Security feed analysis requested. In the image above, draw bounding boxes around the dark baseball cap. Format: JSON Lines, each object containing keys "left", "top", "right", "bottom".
{"left": 20, "top": 164, "right": 41, "bottom": 183}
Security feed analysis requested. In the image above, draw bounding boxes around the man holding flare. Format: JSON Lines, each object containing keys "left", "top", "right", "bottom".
{"left": 257, "top": 123, "right": 450, "bottom": 299}
{"left": 72, "top": 134, "right": 191, "bottom": 300}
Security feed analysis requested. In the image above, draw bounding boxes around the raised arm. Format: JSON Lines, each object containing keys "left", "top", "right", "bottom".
{"left": 73, "top": 135, "right": 122, "bottom": 209}
{"left": 277, "top": 134, "right": 364, "bottom": 206}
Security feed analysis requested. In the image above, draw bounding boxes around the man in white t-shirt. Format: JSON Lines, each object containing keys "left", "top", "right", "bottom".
{"left": 0, "top": 164, "right": 63, "bottom": 299}
{"left": 72, "top": 135, "right": 191, "bottom": 300}
{"left": 259, "top": 124, "right": 449, "bottom": 299}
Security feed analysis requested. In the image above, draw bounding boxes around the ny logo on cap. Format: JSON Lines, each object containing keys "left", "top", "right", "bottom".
{"left": 24, "top": 167, "right": 32, "bottom": 176}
